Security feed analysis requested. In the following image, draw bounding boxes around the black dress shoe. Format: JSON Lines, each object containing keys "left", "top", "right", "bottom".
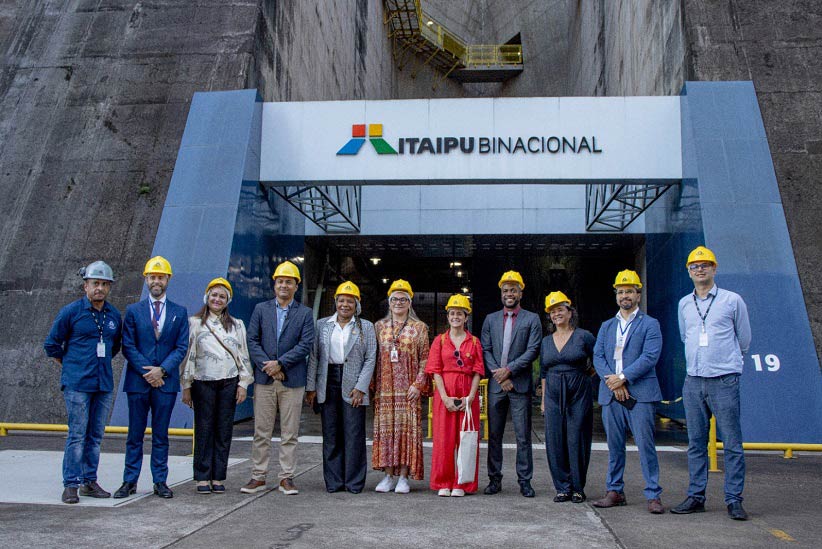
{"left": 670, "top": 496, "right": 705, "bottom": 514}
{"left": 519, "top": 481, "right": 535, "bottom": 498}
{"left": 79, "top": 481, "right": 111, "bottom": 498}
{"left": 727, "top": 502, "right": 748, "bottom": 520}
{"left": 61, "top": 487, "right": 79, "bottom": 504}
{"left": 113, "top": 482, "right": 137, "bottom": 499}
{"left": 153, "top": 482, "right": 174, "bottom": 498}
{"left": 554, "top": 492, "right": 571, "bottom": 503}
{"left": 571, "top": 491, "right": 586, "bottom": 503}
{"left": 484, "top": 479, "right": 502, "bottom": 495}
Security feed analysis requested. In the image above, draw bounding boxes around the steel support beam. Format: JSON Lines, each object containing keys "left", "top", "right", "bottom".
{"left": 268, "top": 184, "right": 361, "bottom": 234}
{"left": 585, "top": 182, "right": 676, "bottom": 232}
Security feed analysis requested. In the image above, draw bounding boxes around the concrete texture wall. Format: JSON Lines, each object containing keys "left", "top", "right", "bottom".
{"left": 568, "top": 0, "right": 685, "bottom": 96}
{"left": 681, "top": 0, "right": 822, "bottom": 361}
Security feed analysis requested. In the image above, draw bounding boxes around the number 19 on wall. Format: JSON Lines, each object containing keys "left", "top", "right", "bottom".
{"left": 751, "top": 354, "right": 780, "bottom": 372}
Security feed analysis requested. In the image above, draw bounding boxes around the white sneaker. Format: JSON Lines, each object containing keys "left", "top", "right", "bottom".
{"left": 438, "top": 488, "right": 451, "bottom": 497}
{"left": 375, "top": 475, "right": 397, "bottom": 493}
{"left": 451, "top": 489, "right": 465, "bottom": 497}
{"left": 395, "top": 476, "right": 410, "bottom": 494}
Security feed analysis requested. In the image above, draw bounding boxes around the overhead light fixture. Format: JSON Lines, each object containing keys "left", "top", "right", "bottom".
{"left": 450, "top": 261, "right": 462, "bottom": 268}
{"left": 370, "top": 257, "right": 381, "bottom": 265}
{"left": 456, "top": 270, "right": 463, "bottom": 278}
{"left": 426, "top": 20, "right": 434, "bottom": 26}
{"left": 292, "top": 256, "right": 304, "bottom": 263}
{"left": 381, "top": 278, "right": 388, "bottom": 284}
{"left": 462, "top": 287, "right": 469, "bottom": 294}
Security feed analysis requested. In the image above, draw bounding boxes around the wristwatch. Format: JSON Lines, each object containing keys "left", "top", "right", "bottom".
{"left": 618, "top": 372, "right": 626, "bottom": 381}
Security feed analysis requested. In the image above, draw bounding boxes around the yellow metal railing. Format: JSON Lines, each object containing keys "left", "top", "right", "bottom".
{"left": 427, "top": 378, "right": 488, "bottom": 441}
{"left": 707, "top": 415, "right": 822, "bottom": 471}
{"left": 465, "top": 44, "right": 523, "bottom": 66}
{"left": 0, "top": 423, "right": 193, "bottom": 437}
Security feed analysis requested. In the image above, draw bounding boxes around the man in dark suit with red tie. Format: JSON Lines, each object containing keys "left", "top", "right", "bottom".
{"left": 113, "top": 256, "right": 189, "bottom": 499}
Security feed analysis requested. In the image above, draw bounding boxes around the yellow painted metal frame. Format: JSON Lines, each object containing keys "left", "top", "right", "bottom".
{"left": 0, "top": 423, "right": 193, "bottom": 437}
{"left": 427, "top": 378, "right": 488, "bottom": 441}
{"left": 707, "top": 415, "right": 822, "bottom": 470}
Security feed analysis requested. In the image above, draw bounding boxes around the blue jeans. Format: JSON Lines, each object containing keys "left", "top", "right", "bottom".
{"left": 63, "top": 389, "right": 114, "bottom": 487}
{"left": 683, "top": 374, "right": 745, "bottom": 504}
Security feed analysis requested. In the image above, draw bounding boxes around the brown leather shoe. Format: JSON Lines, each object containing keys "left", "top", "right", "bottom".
{"left": 592, "top": 490, "right": 626, "bottom": 508}
{"left": 240, "top": 479, "right": 266, "bottom": 494}
{"left": 648, "top": 498, "right": 665, "bottom": 514}
{"left": 279, "top": 478, "right": 299, "bottom": 495}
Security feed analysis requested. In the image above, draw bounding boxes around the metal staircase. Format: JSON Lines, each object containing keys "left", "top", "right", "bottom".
{"left": 383, "top": 0, "right": 523, "bottom": 85}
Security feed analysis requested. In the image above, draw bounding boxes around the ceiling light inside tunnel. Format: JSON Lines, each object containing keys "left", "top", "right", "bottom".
{"left": 450, "top": 261, "right": 462, "bottom": 268}
{"left": 456, "top": 270, "right": 463, "bottom": 278}
{"left": 426, "top": 20, "right": 433, "bottom": 26}
{"left": 381, "top": 278, "right": 388, "bottom": 284}
{"left": 370, "top": 257, "right": 381, "bottom": 265}
{"left": 462, "top": 287, "right": 469, "bottom": 294}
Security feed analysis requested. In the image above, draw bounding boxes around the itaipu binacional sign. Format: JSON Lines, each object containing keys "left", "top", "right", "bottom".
{"left": 260, "top": 97, "right": 682, "bottom": 185}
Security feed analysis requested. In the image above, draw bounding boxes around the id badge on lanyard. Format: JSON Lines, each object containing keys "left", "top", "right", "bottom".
{"left": 97, "top": 340, "right": 106, "bottom": 358}
{"left": 699, "top": 325, "right": 709, "bottom": 347}
{"left": 390, "top": 348, "right": 399, "bottom": 363}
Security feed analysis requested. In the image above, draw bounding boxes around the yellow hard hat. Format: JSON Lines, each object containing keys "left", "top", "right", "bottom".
{"left": 334, "top": 281, "right": 361, "bottom": 300}
{"left": 544, "top": 291, "right": 572, "bottom": 312}
{"left": 204, "top": 278, "right": 233, "bottom": 302}
{"left": 686, "top": 246, "right": 717, "bottom": 266}
{"left": 272, "top": 260, "right": 301, "bottom": 283}
{"left": 445, "top": 294, "right": 472, "bottom": 314}
{"left": 143, "top": 256, "right": 173, "bottom": 277}
{"left": 498, "top": 270, "right": 525, "bottom": 289}
{"left": 613, "top": 269, "right": 643, "bottom": 289}
{"left": 387, "top": 279, "right": 414, "bottom": 298}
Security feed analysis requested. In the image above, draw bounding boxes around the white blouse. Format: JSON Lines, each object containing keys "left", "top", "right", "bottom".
{"left": 181, "top": 314, "right": 254, "bottom": 389}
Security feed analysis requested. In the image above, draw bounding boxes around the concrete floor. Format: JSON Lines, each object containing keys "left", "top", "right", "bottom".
{"left": 1, "top": 411, "right": 819, "bottom": 548}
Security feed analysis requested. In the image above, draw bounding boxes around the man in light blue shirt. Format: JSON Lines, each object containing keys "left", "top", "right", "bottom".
{"left": 671, "top": 246, "right": 751, "bottom": 521}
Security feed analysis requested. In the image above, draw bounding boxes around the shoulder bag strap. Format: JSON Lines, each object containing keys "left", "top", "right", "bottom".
{"left": 204, "top": 321, "right": 244, "bottom": 373}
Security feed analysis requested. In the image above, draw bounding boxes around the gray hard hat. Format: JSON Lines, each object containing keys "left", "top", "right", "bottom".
{"left": 79, "top": 260, "right": 115, "bottom": 282}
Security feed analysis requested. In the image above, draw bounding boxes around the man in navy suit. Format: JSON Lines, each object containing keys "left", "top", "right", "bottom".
{"left": 114, "top": 256, "right": 189, "bottom": 499}
{"left": 592, "top": 270, "right": 665, "bottom": 514}
{"left": 481, "top": 270, "right": 542, "bottom": 498}
{"left": 241, "top": 260, "right": 314, "bottom": 496}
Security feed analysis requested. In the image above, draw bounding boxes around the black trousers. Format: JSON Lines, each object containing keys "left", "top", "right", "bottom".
{"left": 543, "top": 370, "right": 593, "bottom": 493}
{"left": 320, "top": 365, "right": 367, "bottom": 492}
{"left": 192, "top": 377, "right": 238, "bottom": 481}
{"left": 487, "top": 389, "right": 533, "bottom": 482}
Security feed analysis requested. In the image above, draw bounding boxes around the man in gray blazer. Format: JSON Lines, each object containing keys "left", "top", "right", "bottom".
{"left": 481, "top": 270, "right": 542, "bottom": 497}
{"left": 241, "top": 261, "right": 315, "bottom": 496}
{"left": 306, "top": 281, "right": 377, "bottom": 493}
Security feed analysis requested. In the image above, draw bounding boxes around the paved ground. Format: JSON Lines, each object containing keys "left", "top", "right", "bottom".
{"left": 1, "top": 410, "right": 819, "bottom": 548}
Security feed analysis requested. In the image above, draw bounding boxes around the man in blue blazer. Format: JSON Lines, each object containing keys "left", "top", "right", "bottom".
{"left": 114, "top": 256, "right": 189, "bottom": 499}
{"left": 592, "top": 270, "right": 665, "bottom": 514}
{"left": 481, "top": 270, "right": 542, "bottom": 498}
{"left": 241, "top": 261, "right": 315, "bottom": 496}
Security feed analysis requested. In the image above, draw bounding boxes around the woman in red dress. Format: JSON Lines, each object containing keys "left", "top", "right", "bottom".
{"left": 425, "top": 294, "right": 484, "bottom": 496}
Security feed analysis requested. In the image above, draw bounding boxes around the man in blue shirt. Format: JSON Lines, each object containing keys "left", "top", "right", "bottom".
{"left": 242, "top": 260, "right": 314, "bottom": 496}
{"left": 44, "top": 261, "right": 122, "bottom": 504}
{"left": 671, "top": 246, "right": 752, "bottom": 521}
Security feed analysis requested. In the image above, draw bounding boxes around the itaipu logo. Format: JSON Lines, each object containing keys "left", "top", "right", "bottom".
{"left": 336, "top": 123, "right": 602, "bottom": 157}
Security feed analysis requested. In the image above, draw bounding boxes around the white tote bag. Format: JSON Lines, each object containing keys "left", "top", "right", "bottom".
{"left": 456, "top": 402, "right": 479, "bottom": 484}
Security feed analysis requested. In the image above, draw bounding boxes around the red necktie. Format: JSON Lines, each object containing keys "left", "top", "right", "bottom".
{"left": 152, "top": 301, "right": 162, "bottom": 337}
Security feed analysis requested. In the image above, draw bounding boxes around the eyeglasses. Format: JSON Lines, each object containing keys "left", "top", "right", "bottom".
{"left": 389, "top": 297, "right": 410, "bottom": 304}
{"left": 453, "top": 350, "right": 464, "bottom": 367}
{"left": 688, "top": 262, "right": 714, "bottom": 272}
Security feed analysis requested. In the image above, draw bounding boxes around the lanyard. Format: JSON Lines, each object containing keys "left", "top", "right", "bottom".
{"left": 151, "top": 300, "right": 166, "bottom": 325}
{"left": 693, "top": 291, "right": 717, "bottom": 331}
{"left": 391, "top": 318, "right": 408, "bottom": 350}
{"left": 90, "top": 308, "right": 107, "bottom": 342}
{"left": 618, "top": 317, "right": 635, "bottom": 337}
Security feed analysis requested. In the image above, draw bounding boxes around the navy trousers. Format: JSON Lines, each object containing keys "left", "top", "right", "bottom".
{"left": 124, "top": 389, "right": 177, "bottom": 483}
{"left": 487, "top": 389, "right": 533, "bottom": 483}
{"left": 320, "top": 365, "right": 367, "bottom": 493}
{"left": 601, "top": 400, "right": 662, "bottom": 500}
{"left": 543, "top": 371, "right": 593, "bottom": 493}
